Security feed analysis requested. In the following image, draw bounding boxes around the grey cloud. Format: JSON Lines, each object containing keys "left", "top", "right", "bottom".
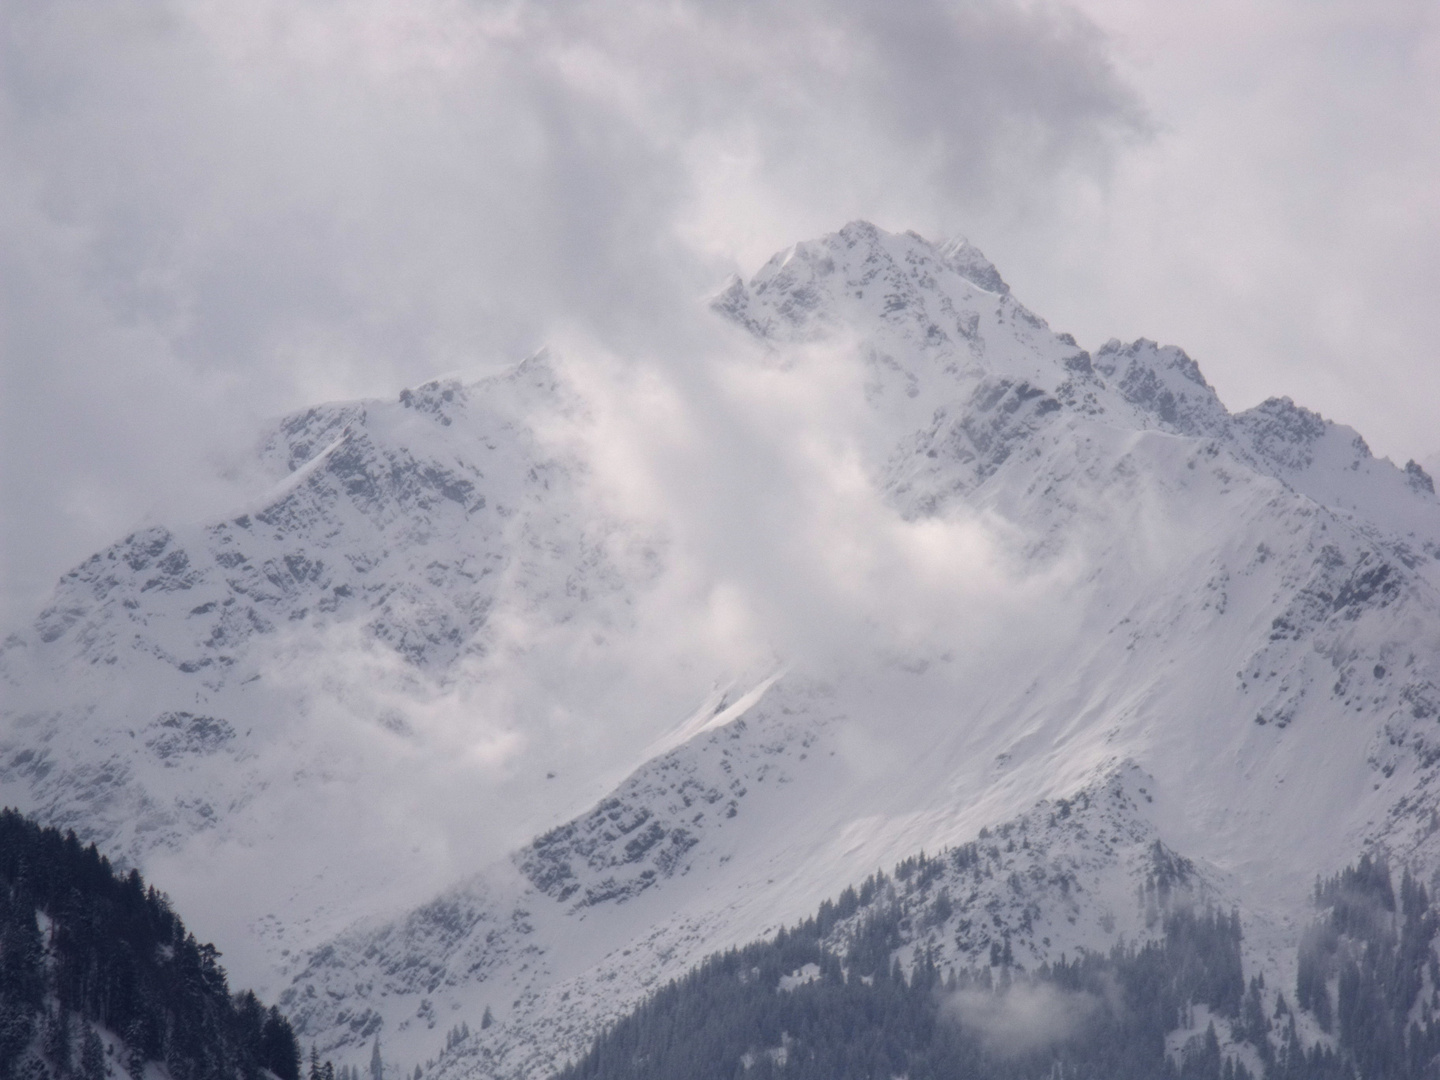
{"left": 987, "top": 0, "right": 1440, "bottom": 467}
{"left": 0, "top": 0, "right": 1143, "bottom": 625}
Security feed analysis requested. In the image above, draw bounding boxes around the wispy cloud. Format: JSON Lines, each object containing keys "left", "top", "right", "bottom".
{"left": 0, "top": 0, "right": 1141, "bottom": 624}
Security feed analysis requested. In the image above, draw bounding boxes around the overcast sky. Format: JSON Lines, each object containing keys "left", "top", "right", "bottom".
{"left": 2, "top": 0, "right": 1437, "bottom": 627}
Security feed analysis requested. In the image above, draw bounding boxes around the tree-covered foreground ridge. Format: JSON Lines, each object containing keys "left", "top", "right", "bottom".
{"left": 559, "top": 850, "right": 1440, "bottom": 1080}
{"left": 0, "top": 808, "right": 300, "bottom": 1080}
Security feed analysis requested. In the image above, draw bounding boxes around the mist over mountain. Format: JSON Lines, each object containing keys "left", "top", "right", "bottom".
{"left": 5, "top": 222, "right": 1440, "bottom": 1079}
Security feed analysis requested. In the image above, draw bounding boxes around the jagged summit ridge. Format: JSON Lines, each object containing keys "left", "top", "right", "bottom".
{"left": 713, "top": 224, "right": 1439, "bottom": 553}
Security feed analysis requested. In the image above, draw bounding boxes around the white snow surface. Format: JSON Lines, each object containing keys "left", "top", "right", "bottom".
{"left": 5, "top": 221, "right": 1440, "bottom": 1077}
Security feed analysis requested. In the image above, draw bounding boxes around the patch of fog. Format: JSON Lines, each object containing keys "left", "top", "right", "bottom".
{"left": 945, "top": 981, "right": 1103, "bottom": 1056}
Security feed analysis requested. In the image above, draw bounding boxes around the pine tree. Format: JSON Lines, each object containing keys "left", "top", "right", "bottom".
{"left": 43, "top": 1004, "right": 72, "bottom": 1076}
{"left": 369, "top": 1038, "right": 383, "bottom": 1080}
{"left": 0, "top": 902, "right": 45, "bottom": 1011}
{"left": 79, "top": 1025, "right": 104, "bottom": 1080}
{"left": 259, "top": 1007, "right": 300, "bottom": 1080}
{"left": 124, "top": 1021, "right": 146, "bottom": 1080}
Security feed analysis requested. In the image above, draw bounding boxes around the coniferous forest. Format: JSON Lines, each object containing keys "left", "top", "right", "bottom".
{"left": 0, "top": 808, "right": 300, "bottom": 1080}
{"left": 556, "top": 853, "right": 1440, "bottom": 1080}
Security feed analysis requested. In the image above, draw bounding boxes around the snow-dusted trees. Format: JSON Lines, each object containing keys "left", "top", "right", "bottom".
{"left": 0, "top": 808, "right": 301, "bottom": 1080}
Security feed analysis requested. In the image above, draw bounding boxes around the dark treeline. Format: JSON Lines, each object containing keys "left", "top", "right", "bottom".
{"left": 555, "top": 849, "right": 1440, "bottom": 1080}
{"left": 557, "top": 883, "right": 1264, "bottom": 1080}
{"left": 1295, "top": 854, "right": 1440, "bottom": 1080}
{"left": 0, "top": 808, "right": 300, "bottom": 1080}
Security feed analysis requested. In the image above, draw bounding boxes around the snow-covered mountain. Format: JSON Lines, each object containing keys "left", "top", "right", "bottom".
{"left": 0, "top": 345, "right": 734, "bottom": 974}
{"left": 5, "top": 222, "right": 1440, "bottom": 1078}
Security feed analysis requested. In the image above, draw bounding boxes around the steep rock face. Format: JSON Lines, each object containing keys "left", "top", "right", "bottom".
{"left": 6, "top": 223, "right": 1440, "bottom": 1079}
{"left": 1092, "top": 337, "right": 1230, "bottom": 438}
{"left": 279, "top": 678, "right": 839, "bottom": 1063}
{"left": 1232, "top": 396, "right": 1440, "bottom": 563}
{"left": 20, "top": 356, "right": 603, "bottom": 680}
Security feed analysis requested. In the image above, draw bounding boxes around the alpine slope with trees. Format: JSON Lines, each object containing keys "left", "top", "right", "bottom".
{"left": 0, "top": 809, "right": 299, "bottom": 1080}
{"left": 556, "top": 852, "right": 1440, "bottom": 1080}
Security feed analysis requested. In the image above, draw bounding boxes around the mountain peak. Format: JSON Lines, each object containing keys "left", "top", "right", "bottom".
{"left": 935, "top": 233, "right": 1009, "bottom": 295}
{"left": 711, "top": 221, "right": 1031, "bottom": 370}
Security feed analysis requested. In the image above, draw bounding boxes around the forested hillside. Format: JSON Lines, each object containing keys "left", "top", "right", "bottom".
{"left": 0, "top": 809, "right": 300, "bottom": 1080}
{"left": 557, "top": 852, "right": 1440, "bottom": 1080}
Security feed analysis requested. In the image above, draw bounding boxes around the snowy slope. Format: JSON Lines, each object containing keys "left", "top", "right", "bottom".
{"left": 6, "top": 222, "right": 1440, "bottom": 1079}
{"left": 271, "top": 224, "right": 1440, "bottom": 1077}
{"left": 0, "top": 351, "right": 731, "bottom": 978}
